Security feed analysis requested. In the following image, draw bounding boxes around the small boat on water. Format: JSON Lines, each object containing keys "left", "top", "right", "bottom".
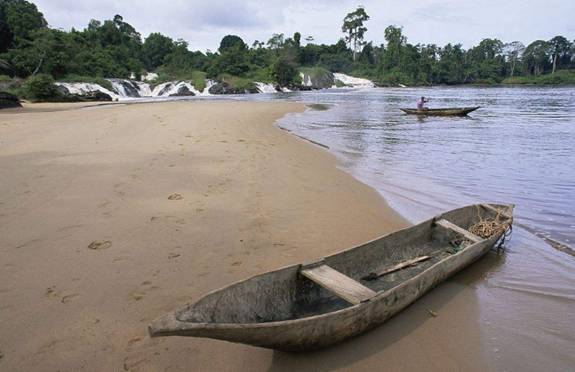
{"left": 400, "top": 107, "right": 480, "bottom": 116}
{"left": 149, "top": 203, "right": 513, "bottom": 351}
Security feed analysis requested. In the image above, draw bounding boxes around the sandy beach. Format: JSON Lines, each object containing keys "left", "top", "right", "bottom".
{"left": 1, "top": 100, "right": 489, "bottom": 371}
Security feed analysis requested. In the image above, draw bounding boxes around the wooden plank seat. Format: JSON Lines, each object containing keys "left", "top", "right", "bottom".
{"left": 435, "top": 218, "right": 482, "bottom": 244}
{"left": 301, "top": 264, "right": 376, "bottom": 305}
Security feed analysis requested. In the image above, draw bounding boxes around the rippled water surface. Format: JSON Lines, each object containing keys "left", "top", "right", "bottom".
{"left": 272, "top": 87, "right": 575, "bottom": 246}
{"left": 255, "top": 86, "right": 575, "bottom": 370}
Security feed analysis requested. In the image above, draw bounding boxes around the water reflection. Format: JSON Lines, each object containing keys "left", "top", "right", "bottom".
{"left": 273, "top": 86, "right": 575, "bottom": 247}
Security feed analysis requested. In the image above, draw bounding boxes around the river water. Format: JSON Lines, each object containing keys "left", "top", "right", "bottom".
{"left": 253, "top": 86, "right": 575, "bottom": 371}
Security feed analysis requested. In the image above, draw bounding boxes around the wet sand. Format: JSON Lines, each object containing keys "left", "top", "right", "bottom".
{"left": 1, "top": 100, "right": 488, "bottom": 371}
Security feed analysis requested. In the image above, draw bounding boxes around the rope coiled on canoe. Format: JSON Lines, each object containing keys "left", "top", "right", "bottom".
{"left": 469, "top": 206, "right": 513, "bottom": 249}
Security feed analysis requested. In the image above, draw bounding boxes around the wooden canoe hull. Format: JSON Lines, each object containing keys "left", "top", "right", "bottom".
{"left": 400, "top": 107, "right": 480, "bottom": 116}
{"left": 149, "top": 204, "right": 512, "bottom": 351}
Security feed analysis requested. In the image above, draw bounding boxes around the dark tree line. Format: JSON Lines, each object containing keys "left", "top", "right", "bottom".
{"left": 1, "top": 1, "right": 573, "bottom": 88}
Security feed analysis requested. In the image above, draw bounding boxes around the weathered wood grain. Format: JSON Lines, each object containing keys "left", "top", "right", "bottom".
{"left": 481, "top": 203, "right": 512, "bottom": 219}
{"left": 363, "top": 255, "right": 431, "bottom": 281}
{"left": 436, "top": 218, "right": 482, "bottom": 243}
{"left": 301, "top": 264, "right": 376, "bottom": 305}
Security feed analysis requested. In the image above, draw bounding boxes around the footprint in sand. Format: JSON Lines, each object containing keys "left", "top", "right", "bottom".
{"left": 44, "top": 287, "right": 79, "bottom": 304}
{"left": 123, "top": 356, "right": 148, "bottom": 371}
{"left": 150, "top": 216, "right": 186, "bottom": 224}
{"left": 60, "top": 293, "right": 80, "bottom": 304}
{"left": 168, "top": 193, "right": 183, "bottom": 200}
{"left": 88, "top": 240, "right": 112, "bottom": 250}
{"left": 45, "top": 286, "right": 60, "bottom": 298}
{"left": 131, "top": 292, "right": 145, "bottom": 301}
{"left": 127, "top": 336, "right": 142, "bottom": 348}
{"left": 130, "top": 281, "right": 158, "bottom": 301}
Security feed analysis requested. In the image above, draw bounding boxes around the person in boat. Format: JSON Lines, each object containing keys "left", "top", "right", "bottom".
{"left": 417, "top": 96, "right": 429, "bottom": 110}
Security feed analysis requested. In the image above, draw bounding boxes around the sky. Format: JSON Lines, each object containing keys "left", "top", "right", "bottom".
{"left": 34, "top": 0, "right": 575, "bottom": 52}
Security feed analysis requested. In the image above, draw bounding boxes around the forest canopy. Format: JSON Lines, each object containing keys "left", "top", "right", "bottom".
{"left": 0, "top": 1, "right": 573, "bottom": 88}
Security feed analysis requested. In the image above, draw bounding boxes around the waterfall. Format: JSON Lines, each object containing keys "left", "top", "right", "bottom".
{"left": 255, "top": 82, "right": 278, "bottom": 93}
{"left": 55, "top": 73, "right": 374, "bottom": 102}
{"left": 300, "top": 72, "right": 313, "bottom": 87}
{"left": 54, "top": 82, "right": 120, "bottom": 100}
{"left": 332, "top": 73, "right": 375, "bottom": 88}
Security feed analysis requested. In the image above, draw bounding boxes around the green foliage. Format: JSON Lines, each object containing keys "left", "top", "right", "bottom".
{"left": 342, "top": 6, "right": 369, "bottom": 61}
{"left": 19, "top": 73, "right": 59, "bottom": 101}
{"left": 142, "top": 33, "right": 174, "bottom": 70}
{"left": 160, "top": 40, "right": 206, "bottom": 76}
{"left": 299, "top": 66, "right": 329, "bottom": 79}
{"left": 218, "top": 73, "right": 255, "bottom": 91}
{"left": 245, "top": 67, "right": 274, "bottom": 83}
{"left": 272, "top": 56, "right": 297, "bottom": 86}
{"left": 0, "top": 12, "right": 144, "bottom": 79}
{"left": 0, "top": 0, "right": 573, "bottom": 96}
{"left": 153, "top": 70, "right": 207, "bottom": 91}
{"left": 523, "top": 40, "right": 552, "bottom": 75}
{"left": 381, "top": 26, "right": 406, "bottom": 70}
{"left": 549, "top": 36, "right": 571, "bottom": 73}
{"left": 219, "top": 35, "right": 246, "bottom": 53}
{"left": 503, "top": 70, "right": 575, "bottom": 85}
{"left": 190, "top": 70, "right": 207, "bottom": 91}
{"left": 207, "top": 35, "right": 251, "bottom": 77}
{"left": 0, "top": 0, "right": 47, "bottom": 52}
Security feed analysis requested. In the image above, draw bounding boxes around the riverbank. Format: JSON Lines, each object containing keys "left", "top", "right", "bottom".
{"left": 0, "top": 100, "right": 501, "bottom": 371}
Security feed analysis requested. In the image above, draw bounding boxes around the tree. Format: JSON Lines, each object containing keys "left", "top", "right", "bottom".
{"left": 549, "top": 36, "right": 571, "bottom": 74}
{"left": 436, "top": 43, "right": 466, "bottom": 84}
{"left": 466, "top": 38, "right": 504, "bottom": 82}
{"left": 503, "top": 41, "right": 525, "bottom": 77}
{"left": 210, "top": 35, "right": 249, "bottom": 76}
{"left": 341, "top": 6, "right": 369, "bottom": 61}
{"left": 251, "top": 40, "right": 264, "bottom": 49}
{"left": 293, "top": 32, "right": 301, "bottom": 47}
{"left": 418, "top": 44, "right": 439, "bottom": 83}
{"left": 142, "top": 33, "right": 174, "bottom": 71}
{"left": 359, "top": 42, "right": 375, "bottom": 65}
{"left": 382, "top": 25, "right": 406, "bottom": 70}
{"left": 20, "top": 73, "right": 59, "bottom": 101}
{"left": 0, "top": 0, "right": 47, "bottom": 52}
{"left": 272, "top": 55, "right": 297, "bottom": 86}
{"left": 160, "top": 39, "right": 205, "bottom": 76}
{"left": 218, "top": 35, "right": 246, "bottom": 53}
{"left": 523, "top": 40, "right": 552, "bottom": 75}
{"left": 266, "top": 33, "right": 284, "bottom": 51}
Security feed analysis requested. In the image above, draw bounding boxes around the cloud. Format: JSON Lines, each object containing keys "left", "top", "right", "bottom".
{"left": 33, "top": 0, "right": 574, "bottom": 52}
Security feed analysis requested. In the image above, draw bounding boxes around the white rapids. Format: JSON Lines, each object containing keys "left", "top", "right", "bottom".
{"left": 254, "top": 82, "right": 278, "bottom": 93}
{"left": 55, "top": 72, "right": 374, "bottom": 101}
{"left": 332, "top": 73, "right": 375, "bottom": 88}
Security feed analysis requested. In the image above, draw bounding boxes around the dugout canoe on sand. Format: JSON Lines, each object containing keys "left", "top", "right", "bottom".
{"left": 149, "top": 203, "right": 513, "bottom": 351}
{"left": 400, "top": 107, "right": 480, "bottom": 116}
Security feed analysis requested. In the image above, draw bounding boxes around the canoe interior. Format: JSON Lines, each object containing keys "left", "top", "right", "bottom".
{"left": 175, "top": 204, "right": 509, "bottom": 325}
